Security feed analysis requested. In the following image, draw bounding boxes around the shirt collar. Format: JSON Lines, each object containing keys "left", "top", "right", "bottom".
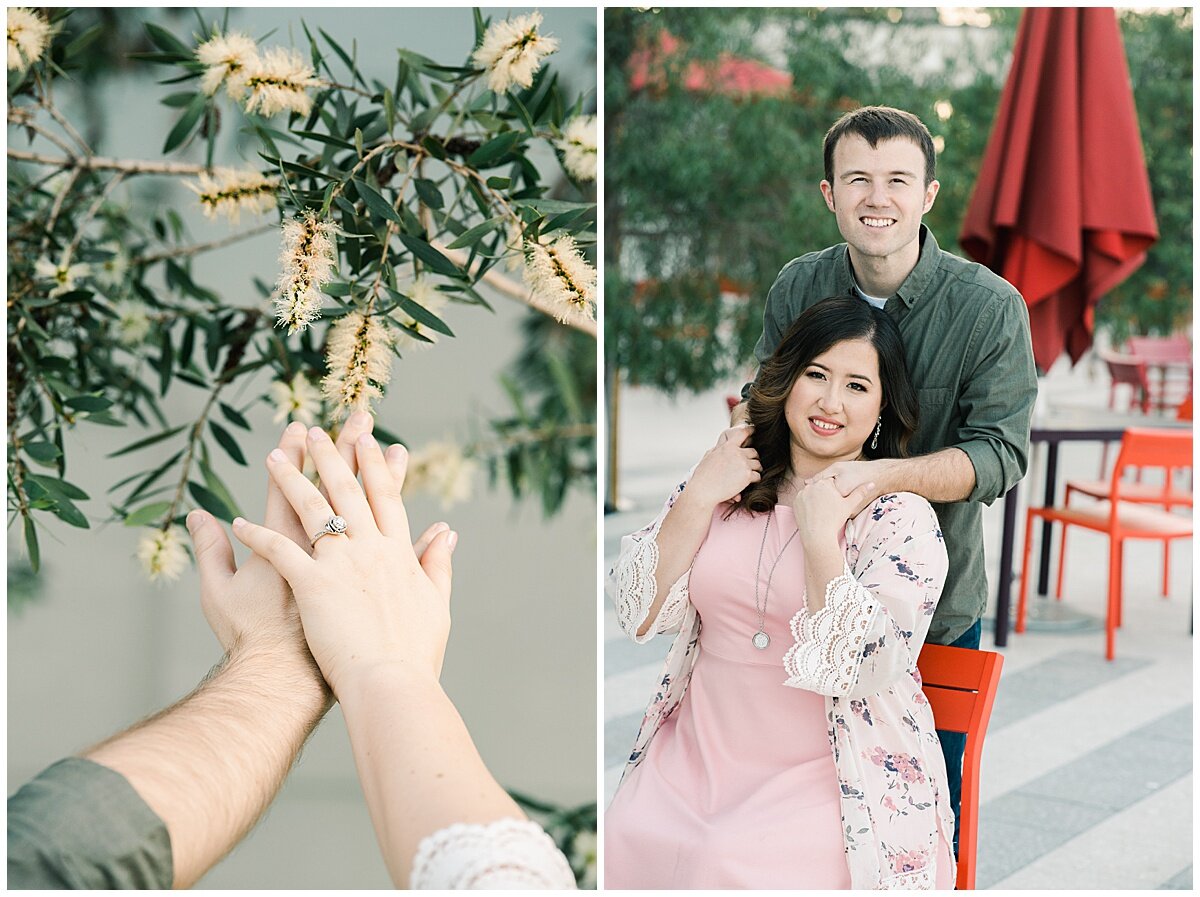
{"left": 837, "top": 224, "right": 940, "bottom": 309}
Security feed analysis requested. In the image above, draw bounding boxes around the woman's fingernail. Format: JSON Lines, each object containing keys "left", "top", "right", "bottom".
{"left": 350, "top": 410, "right": 371, "bottom": 427}
{"left": 285, "top": 420, "right": 305, "bottom": 435}
{"left": 357, "top": 432, "right": 374, "bottom": 446}
{"left": 447, "top": 531, "right": 458, "bottom": 553}
{"left": 186, "top": 510, "right": 203, "bottom": 534}
{"left": 232, "top": 517, "right": 247, "bottom": 529}
{"left": 269, "top": 449, "right": 286, "bottom": 462}
{"left": 388, "top": 443, "right": 408, "bottom": 460}
{"left": 308, "top": 426, "right": 329, "bottom": 442}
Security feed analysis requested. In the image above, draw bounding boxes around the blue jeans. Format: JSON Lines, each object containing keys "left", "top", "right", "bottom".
{"left": 935, "top": 618, "right": 981, "bottom": 859}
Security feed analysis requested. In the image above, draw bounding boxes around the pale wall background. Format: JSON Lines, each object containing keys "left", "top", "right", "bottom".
{"left": 6, "top": 7, "right": 597, "bottom": 888}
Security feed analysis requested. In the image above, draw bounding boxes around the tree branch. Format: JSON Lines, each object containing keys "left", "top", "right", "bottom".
{"left": 134, "top": 223, "right": 278, "bottom": 266}
{"left": 8, "top": 149, "right": 211, "bottom": 176}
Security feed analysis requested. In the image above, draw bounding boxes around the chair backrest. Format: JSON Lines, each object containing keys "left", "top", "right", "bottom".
{"left": 1126, "top": 334, "right": 1192, "bottom": 365}
{"left": 1111, "top": 428, "right": 1193, "bottom": 503}
{"left": 1101, "top": 351, "right": 1149, "bottom": 389}
{"left": 917, "top": 644, "right": 1004, "bottom": 892}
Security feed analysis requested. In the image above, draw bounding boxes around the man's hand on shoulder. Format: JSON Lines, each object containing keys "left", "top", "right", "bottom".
{"left": 805, "top": 459, "right": 897, "bottom": 516}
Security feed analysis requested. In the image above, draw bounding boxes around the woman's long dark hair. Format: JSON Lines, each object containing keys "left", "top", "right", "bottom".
{"left": 731, "top": 296, "right": 919, "bottom": 515}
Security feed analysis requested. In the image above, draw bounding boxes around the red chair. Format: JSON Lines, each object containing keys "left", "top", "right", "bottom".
{"left": 1101, "top": 350, "right": 1151, "bottom": 414}
{"left": 1017, "top": 428, "right": 1193, "bottom": 660}
{"left": 917, "top": 644, "right": 1004, "bottom": 891}
{"left": 1125, "top": 335, "right": 1193, "bottom": 412}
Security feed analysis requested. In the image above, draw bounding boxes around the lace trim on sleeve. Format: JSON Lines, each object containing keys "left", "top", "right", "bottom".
{"left": 781, "top": 566, "right": 882, "bottom": 696}
{"left": 613, "top": 524, "right": 690, "bottom": 644}
{"left": 409, "top": 818, "right": 577, "bottom": 890}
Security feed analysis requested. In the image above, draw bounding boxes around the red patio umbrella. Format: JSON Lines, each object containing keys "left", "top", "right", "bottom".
{"left": 960, "top": 8, "right": 1158, "bottom": 371}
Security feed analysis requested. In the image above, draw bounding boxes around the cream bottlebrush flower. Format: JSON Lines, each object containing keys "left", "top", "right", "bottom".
{"left": 570, "top": 830, "right": 598, "bottom": 890}
{"left": 472, "top": 11, "right": 558, "bottom": 94}
{"left": 196, "top": 31, "right": 258, "bottom": 98}
{"left": 523, "top": 234, "right": 596, "bottom": 322}
{"left": 94, "top": 242, "right": 129, "bottom": 289}
{"left": 137, "top": 526, "right": 189, "bottom": 583}
{"left": 321, "top": 311, "right": 395, "bottom": 421}
{"left": 112, "top": 300, "right": 152, "bottom": 346}
{"left": 189, "top": 167, "right": 278, "bottom": 222}
{"left": 405, "top": 441, "right": 477, "bottom": 509}
{"left": 274, "top": 210, "right": 337, "bottom": 334}
{"left": 395, "top": 276, "right": 450, "bottom": 351}
{"left": 243, "top": 47, "right": 319, "bottom": 118}
{"left": 270, "top": 373, "right": 322, "bottom": 425}
{"left": 34, "top": 257, "right": 90, "bottom": 298}
{"left": 555, "top": 115, "right": 597, "bottom": 182}
{"left": 7, "top": 8, "right": 50, "bottom": 73}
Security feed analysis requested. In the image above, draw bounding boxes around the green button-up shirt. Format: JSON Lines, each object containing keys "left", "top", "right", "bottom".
{"left": 747, "top": 225, "right": 1038, "bottom": 644}
{"left": 8, "top": 757, "right": 173, "bottom": 889}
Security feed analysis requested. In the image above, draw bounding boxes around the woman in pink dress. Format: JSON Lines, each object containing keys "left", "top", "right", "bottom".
{"left": 606, "top": 296, "right": 957, "bottom": 889}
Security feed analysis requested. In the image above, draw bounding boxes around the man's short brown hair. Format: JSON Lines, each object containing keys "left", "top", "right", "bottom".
{"left": 823, "top": 106, "right": 937, "bottom": 187}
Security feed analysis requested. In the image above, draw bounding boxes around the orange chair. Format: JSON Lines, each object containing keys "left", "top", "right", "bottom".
{"left": 1017, "top": 428, "right": 1193, "bottom": 660}
{"left": 917, "top": 644, "right": 1004, "bottom": 891}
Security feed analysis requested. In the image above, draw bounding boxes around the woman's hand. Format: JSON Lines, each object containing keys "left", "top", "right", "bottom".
{"left": 687, "top": 424, "right": 762, "bottom": 508}
{"left": 792, "top": 476, "right": 875, "bottom": 542}
{"left": 230, "top": 425, "right": 456, "bottom": 698}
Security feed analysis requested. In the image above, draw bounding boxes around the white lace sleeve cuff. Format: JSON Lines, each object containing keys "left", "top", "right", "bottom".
{"left": 781, "top": 566, "right": 883, "bottom": 696}
{"left": 613, "top": 529, "right": 690, "bottom": 643}
{"left": 409, "top": 818, "right": 577, "bottom": 889}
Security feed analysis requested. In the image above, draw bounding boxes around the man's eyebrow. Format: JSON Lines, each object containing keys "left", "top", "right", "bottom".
{"left": 840, "top": 169, "right": 918, "bottom": 179}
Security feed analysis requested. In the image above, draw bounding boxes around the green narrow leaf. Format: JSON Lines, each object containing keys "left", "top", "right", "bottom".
{"left": 446, "top": 216, "right": 504, "bottom": 250}
{"left": 158, "top": 326, "right": 175, "bottom": 397}
{"left": 145, "top": 22, "right": 193, "bottom": 56}
{"left": 22, "top": 441, "right": 61, "bottom": 464}
{"left": 49, "top": 496, "right": 89, "bottom": 529}
{"left": 109, "top": 424, "right": 189, "bottom": 458}
{"left": 399, "top": 234, "right": 460, "bottom": 277}
{"left": 188, "top": 481, "right": 234, "bottom": 522}
{"left": 123, "top": 501, "right": 174, "bottom": 527}
{"left": 124, "top": 450, "right": 185, "bottom": 503}
{"left": 26, "top": 474, "right": 89, "bottom": 501}
{"left": 218, "top": 402, "right": 251, "bottom": 431}
{"left": 64, "top": 394, "right": 112, "bottom": 412}
{"left": 23, "top": 515, "right": 40, "bottom": 573}
{"left": 386, "top": 288, "right": 455, "bottom": 337}
{"left": 199, "top": 457, "right": 243, "bottom": 519}
{"left": 163, "top": 93, "right": 206, "bottom": 154}
{"left": 209, "top": 421, "right": 247, "bottom": 466}
{"left": 414, "top": 178, "right": 444, "bottom": 210}
{"left": 355, "top": 179, "right": 403, "bottom": 224}
{"left": 467, "top": 131, "right": 522, "bottom": 168}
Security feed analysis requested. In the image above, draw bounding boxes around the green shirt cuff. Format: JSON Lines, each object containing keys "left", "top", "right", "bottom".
{"left": 957, "top": 438, "right": 1009, "bottom": 505}
{"left": 8, "top": 757, "right": 173, "bottom": 889}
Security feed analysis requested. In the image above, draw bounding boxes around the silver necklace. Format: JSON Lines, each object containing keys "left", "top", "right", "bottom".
{"left": 752, "top": 508, "right": 801, "bottom": 650}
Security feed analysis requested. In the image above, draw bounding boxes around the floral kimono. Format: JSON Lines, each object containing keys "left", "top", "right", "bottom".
{"left": 610, "top": 478, "right": 957, "bottom": 890}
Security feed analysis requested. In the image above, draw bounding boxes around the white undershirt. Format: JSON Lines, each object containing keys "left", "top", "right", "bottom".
{"left": 854, "top": 283, "right": 889, "bottom": 309}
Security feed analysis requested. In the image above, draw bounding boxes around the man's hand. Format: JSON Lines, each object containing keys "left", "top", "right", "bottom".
{"left": 805, "top": 458, "right": 897, "bottom": 516}
{"left": 188, "top": 414, "right": 376, "bottom": 662}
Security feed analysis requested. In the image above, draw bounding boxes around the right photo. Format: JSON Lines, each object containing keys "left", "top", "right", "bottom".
{"left": 602, "top": 7, "right": 1192, "bottom": 892}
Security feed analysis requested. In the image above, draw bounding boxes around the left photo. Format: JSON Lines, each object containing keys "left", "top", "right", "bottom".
{"left": 7, "top": 7, "right": 597, "bottom": 889}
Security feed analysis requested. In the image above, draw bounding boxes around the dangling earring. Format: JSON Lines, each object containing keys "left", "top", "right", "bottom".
{"left": 870, "top": 417, "right": 881, "bottom": 451}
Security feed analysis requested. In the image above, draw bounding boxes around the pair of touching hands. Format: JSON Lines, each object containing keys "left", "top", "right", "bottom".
{"left": 688, "top": 424, "right": 875, "bottom": 540}
{"left": 186, "top": 412, "right": 455, "bottom": 698}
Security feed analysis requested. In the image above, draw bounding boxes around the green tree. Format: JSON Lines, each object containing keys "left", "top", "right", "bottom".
{"left": 8, "top": 8, "right": 597, "bottom": 581}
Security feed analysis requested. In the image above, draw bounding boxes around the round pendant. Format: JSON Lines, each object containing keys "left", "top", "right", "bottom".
{"left": 752, "top": 630, "right": 770, "bottom": 650}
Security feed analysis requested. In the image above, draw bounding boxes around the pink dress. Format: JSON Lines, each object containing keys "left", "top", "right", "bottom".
{"left": 607, "top": 488, "right": 957, "bottom": 890}
{"left": 606, "top": 505, "right": 850, "bottom": 888}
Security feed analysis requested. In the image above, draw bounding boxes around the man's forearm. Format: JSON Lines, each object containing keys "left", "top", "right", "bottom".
{"left": 85, "top": 646, "right": 329, "bottom": 888}
{"left": 880, "top": 447, "right": 975, "bottom": 503}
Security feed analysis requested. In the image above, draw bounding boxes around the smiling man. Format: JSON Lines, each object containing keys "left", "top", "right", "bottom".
{"left": 732, "top": 105, "right": 1038, "bottom": 852}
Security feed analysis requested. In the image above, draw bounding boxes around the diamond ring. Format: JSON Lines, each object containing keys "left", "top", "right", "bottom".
{"left": 310, "top": 515, "right": 348, "bottom": 546}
